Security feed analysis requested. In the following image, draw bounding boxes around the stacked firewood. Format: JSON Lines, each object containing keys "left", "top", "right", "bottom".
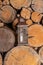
{"left": 0, "top": 0, "right": 43, "bottom": 65}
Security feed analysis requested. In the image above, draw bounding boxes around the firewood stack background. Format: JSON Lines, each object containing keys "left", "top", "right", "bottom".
{"left": 0, "top": 0, "right": 43, "bottom": 65}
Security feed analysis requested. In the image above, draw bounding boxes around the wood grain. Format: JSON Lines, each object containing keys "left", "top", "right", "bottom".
{"left": 0, "top": 27, "right": 15, "bottom": 52}
{"left": 4, "top": 46, "right": 40, "bottom": 65}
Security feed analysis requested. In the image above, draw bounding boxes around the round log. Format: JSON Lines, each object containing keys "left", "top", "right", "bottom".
{"left": 21, "top": 8, "right": 31, "bottom": 19}
{"left": 31, "top": 12, "right": 42, "bottom": 23}
{"left": 0, "top": 27, "right": 15, "bottom": 52}
{"left": 26, "top": 19, "right": 33, "bottom": 26}
{"left": 28, "top": 24, "right": 43, "bottom": 47}
{"left": 4, "top": 46, "right": 40, "bottom": 65}
{"left": 0, "top": 5, "right": 16, "bottom": 23}
{"left": 39, "top": 47, "right": 43, "bottom": 63}
{"left": 0, "top": 54, "right": 2, "bottom": 65}
{"left": 31, "top": 0, "right": 43, "bottom": 13}
{"left": 10, "top": 0, "right": 31, "bottom": 9}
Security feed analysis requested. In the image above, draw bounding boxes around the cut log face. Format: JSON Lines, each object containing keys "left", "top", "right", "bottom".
{"left": 0, "top": 54, "right": 2, "bottom": 65}
{"left": 10, "top": 0, "right": 31, "bottom": 9}
{"left": 28, "top": 24, "right": 43, "bottom": 47}
{"left": 39, "top": 47, "right": 43, "bottom": 63}
{"left": 4, "top": 46, "right": 40, "bottom": 65}
{"left": 0, "top": 5, "right": 16, "bottom": 23}
{"left": 21, "top": 8, "right": 31, "bottom": 19}
{"left": 26, "top": 19, "right": 33, "bottom": 26}
{"left": 31, "top": 0, "right": 43, "bottom": 13}
{"left": 31, "top": 12, "right": 42, "bottom": 23}
{"left": 12, "top": 18, "right": 19, "bottom": 27}
{"left": 0, "top": 27, "right": 15, "bottom": 52}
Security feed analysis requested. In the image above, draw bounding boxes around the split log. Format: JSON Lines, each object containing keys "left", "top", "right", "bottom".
{"left": 4, "top": 46, "right": 40, "bottom": 65}
{"left": 31, "top": 0, "right": 43, "bottom": 13}
{"left": 3, "top": 0, "right": 9, "bottom": 5}
{"left": 0, "top": 27, "right": 15, "bottom": 52}
{"left": 12, "top": 18, "right": 19, "bottom": 29}
{"left": 10, "top": 0, "right": 31, "bottom": 9}
{"left": 0, "top": 54, "right": 2, "bottom": 65}
{"left": 39, "top": 47, "right": 43, "bottom": 63}
{"left": 26, "top": 19, "right": 33, "bottom": 26}
{"left": 28, "top": 24, "right": 43, "bottom": 47}
{"left": 21, "top": 8, "right": 31, "bottom": 19}
{"left": 12, "top": 18, "right": 19, "bottom": 27}
{"left": 0, "top": 5, "right": 16, "bottom": 23}
{"left": 31, "top": 12, "right": 42, "bottom": 23}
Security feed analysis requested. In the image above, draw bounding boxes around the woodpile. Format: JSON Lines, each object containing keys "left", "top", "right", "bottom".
{"left": 0, "top": 0, "right": 43, "bottom": 65}
{"left": 4, "top": 46, "right": 40, "bottom": 65}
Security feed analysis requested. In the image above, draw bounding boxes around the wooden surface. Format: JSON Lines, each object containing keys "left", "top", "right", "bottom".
{"left": 0, "top": 5, "right": 16, "bottom": 23}
{"left": 0, "top": 0, "right": 43, "bottom": 65}
{"left": 21, "top": 8, "right": 31, "bottom": 19}
{"left": 31, "top": 0, "right": 43, "bottom": 13}
{"left": 10, "top": 0, "right": 31, "bottom": 9}
{"left": 31, "top": 12, "right": 42, "bottom": 23}
{"left": 28, "top": 24, "right": 43, "bottom": 47}
{"left": 0, "top": 27, "right": 15, "bottom": 52}
{"left": 4, "top": 46, "right": 40, "bottom": 65}
{"left": 26, "top": 19, "right": 33, "bottom": 26}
